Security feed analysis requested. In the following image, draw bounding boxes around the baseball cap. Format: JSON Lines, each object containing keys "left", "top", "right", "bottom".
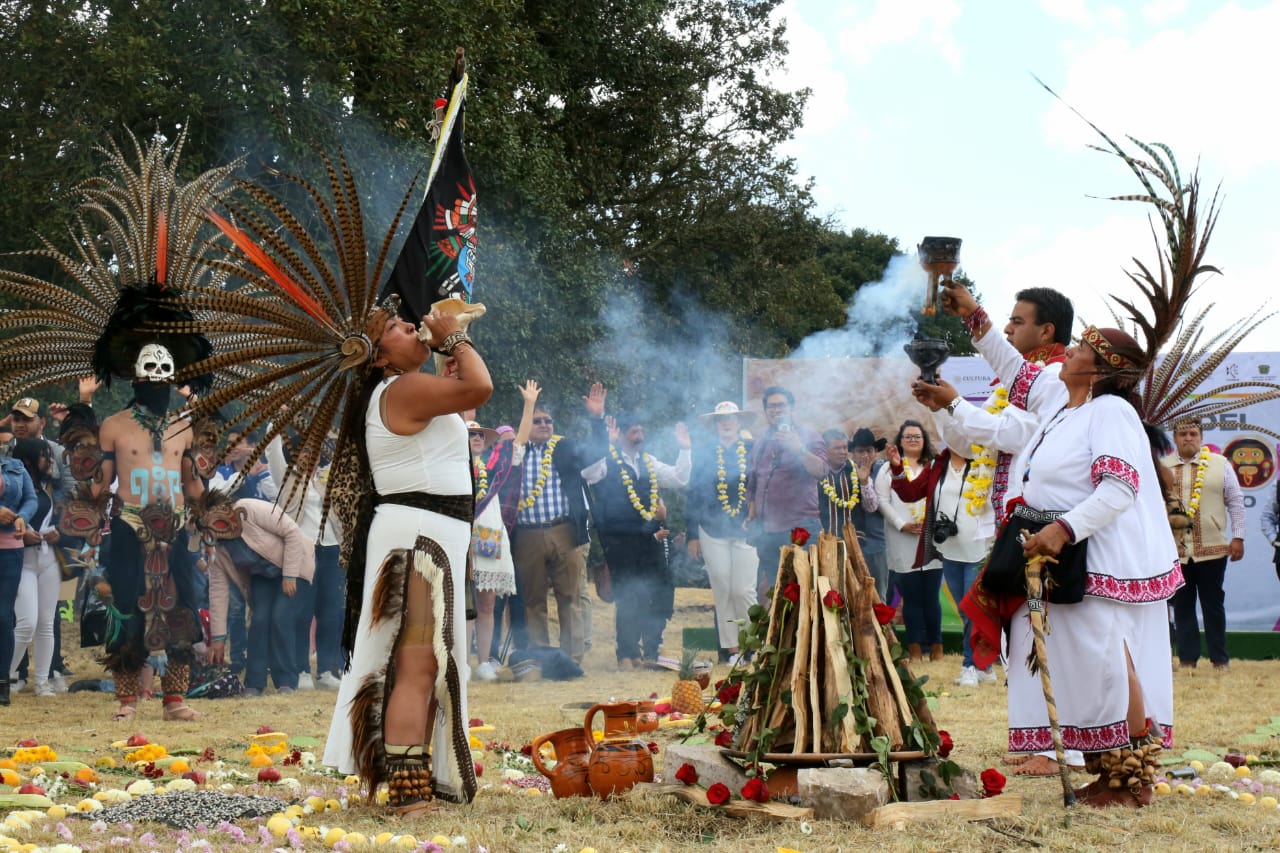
{"left": 11, "top": 398, "right": 40, "bottom": 418}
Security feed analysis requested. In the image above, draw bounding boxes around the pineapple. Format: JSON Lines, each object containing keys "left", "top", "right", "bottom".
{"left": 671, "top": 649, "right": 707, "bottom": 715}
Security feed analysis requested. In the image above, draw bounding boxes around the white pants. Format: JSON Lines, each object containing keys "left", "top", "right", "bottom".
{"left": 10, "top": 545, "right": 59, "bottom": 684}
{"left": 699, "top": 526, "right": 759, "bottom": 650}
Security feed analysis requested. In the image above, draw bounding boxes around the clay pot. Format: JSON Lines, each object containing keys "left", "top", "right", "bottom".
{"left": 586, "top": 738, "right": 654, "bottom": 799}
{"left": 635, "top": 699, "right": 659, "bottom": 734}
{"left": 530, "top": 728, "right": 593, "bottom": 799}
{"left": 583, "top": 701, "right": 640, "bottom": 741}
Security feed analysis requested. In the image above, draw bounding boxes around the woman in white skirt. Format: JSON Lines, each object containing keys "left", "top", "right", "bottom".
{"left": 1010, "top": 326, "right": 1180, "bottom": 808}
{"left": 322, "top": 308, "right": 492, "bottom": 814}
{"left": 468, "top": 379, "right": 539, "bottom": 680}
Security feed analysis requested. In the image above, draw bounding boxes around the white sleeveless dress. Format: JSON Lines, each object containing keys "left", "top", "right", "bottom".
{"left": 322, "top": 378, "right": 477, "bottom": 803}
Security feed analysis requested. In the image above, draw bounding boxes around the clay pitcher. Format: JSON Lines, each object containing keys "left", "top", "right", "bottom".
{"left": 530, "top": 728, "right": 593, "bottom": 799}
{"left": 635, "top": 699, "right": 659, "bottom": 734}
{"left": 586, "top": 737, "right": 655, "bottom": 799}
{"left": 583, "top": 700, "right": 640, "bottom": 742}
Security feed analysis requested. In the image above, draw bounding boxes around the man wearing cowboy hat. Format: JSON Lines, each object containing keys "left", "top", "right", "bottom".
{"left": 847, "top": 427, "right": 890, "bottom": 600}
{"left": 686, "top": 401, "right": 759, "bottom": 663}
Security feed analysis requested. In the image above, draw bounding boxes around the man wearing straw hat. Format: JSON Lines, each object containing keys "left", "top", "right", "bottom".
{"left": 686, "top": 402, "right": 759, "bottom": 664}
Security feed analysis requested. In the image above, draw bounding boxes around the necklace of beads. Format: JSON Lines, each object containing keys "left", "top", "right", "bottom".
{"left": 715, "top": 441, "right": 749, "bottom": 517}
{"left": 517, "top": 436, "right": 561, "bottom": 511}
{"left": 611, "top": 444, "right": 660, "bottom": 521}
{"left": 961, "top": 388, "right": 1008, "bottom": 516}
{"left": 821, "top": 465, "right": 860, "bottom": 510}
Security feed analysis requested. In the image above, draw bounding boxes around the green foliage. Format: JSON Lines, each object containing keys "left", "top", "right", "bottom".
{"left": 0, "top": 0, "right": 953, "bottom": 424}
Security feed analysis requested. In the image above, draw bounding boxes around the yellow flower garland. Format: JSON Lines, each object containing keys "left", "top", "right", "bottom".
{"left": 961, "top": 388, "right": 1009, "bottom": 516}
{"left": 1186, "top": 445, "right": 1211, "bottom": 519}
{"left": 904, "top": 461, "right": 927, "bottom": 522}
{"left": 474, "top": 457, "right": 490, "bottom": 502}
{"left": 611, "top": 445, "right": 661, "bottom": 521}
{"left": 517, "top": 435, "right": 561, "bottom": 511}
{"left": 716, "top": 441, "right": 749, "bottom": 517}
{"left": 821, "top": 467, "right": 860, "bottom": 510}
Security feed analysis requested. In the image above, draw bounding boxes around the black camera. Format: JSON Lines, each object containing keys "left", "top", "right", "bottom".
{"left": 933, "top": 512, "right": 959, "bottom": 544}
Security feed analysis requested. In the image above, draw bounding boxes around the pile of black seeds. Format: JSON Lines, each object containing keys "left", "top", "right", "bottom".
{"left": 76, "top": 790, "right": 294, "bottom": 829}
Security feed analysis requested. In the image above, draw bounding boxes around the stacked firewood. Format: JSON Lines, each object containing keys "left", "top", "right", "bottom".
{"left": 735, "top": 526, "right": 935, "bottom": 754}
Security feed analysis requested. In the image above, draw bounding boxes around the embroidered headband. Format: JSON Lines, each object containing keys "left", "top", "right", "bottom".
{"left": 1081, "top": 325, "right": 1139, "bottom": 371}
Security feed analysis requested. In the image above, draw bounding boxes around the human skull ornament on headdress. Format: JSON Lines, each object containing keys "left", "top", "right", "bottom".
{"left": 134, "top": 343, "right": 175, "bottom": 383}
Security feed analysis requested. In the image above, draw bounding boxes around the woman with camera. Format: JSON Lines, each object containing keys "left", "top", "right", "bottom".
{"left": 875, "top": 420, "right": 943, "bottom": 661}
{"left": 886, "top": 436, "right": 995, "bottom": 681}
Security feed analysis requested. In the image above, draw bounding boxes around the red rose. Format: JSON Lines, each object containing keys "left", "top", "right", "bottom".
{"left": 937, "top": 730, "right": 954, "bottom": 759}
{"left": 469, "top": 717, "right": 484, "bottom": 727}
{"left": 714, "top": 730, "right": 733, "bottom": 747}
{"left": 741, "top": 777, "right": 770, "bottom": 803}
{"left": 674, "top": 763, "right": 699, "bottom": 785}
{"left": 781, "top": 582, "right": 800, "bottom": 604}
{"left": 873, "top": 603, "right": 896, "bottom": 625}
{"left": 474, "top": 761, "right": 484, "bottom": 777}
{"left": 980, "top": 767, "right": 1006, "bottom": 797}
{"left": 706, "top": 782, "right": 731, "bottom": 805}
{"left": 948, "top": 793, "right": 960, "bottom": 800}
{"left": 647, "top": 741, "right": 659, "bottom": 754}
{"left": 822, "top": 589, "right": 845, "bottom": 610}
{"left": 790, "top": 527, "right": 810, "bottom": 546}
{"left": 716, "top": 682, "right": 741, "bottom": 704}
{"left": 520, "top": 743, "right": 534, "bottom": 756}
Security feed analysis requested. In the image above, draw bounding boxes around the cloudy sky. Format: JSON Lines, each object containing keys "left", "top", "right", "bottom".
{"left": 774, "top": 0, "right": 1279, "bottom": 347}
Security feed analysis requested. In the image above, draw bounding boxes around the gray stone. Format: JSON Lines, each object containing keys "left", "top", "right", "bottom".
{"left": 899, "top": 758, "right": 981, "bottom": 801}
{"left": 797, "top": 767, "right": 891, "bottom": 820}
{"left": 663, "top": 743, "right": 751, "bottom": 792}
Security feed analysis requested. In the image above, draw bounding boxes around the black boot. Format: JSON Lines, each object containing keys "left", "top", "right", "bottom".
{"left": 0, "top": 678, "right": 10, "bottom": 707}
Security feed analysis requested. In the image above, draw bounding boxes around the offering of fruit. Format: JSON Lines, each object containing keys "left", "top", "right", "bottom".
{"left": 671, "top": 649, "right": 707, "bottom": 716}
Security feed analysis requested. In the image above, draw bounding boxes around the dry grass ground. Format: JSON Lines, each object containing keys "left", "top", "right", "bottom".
{"left": 5, "top": 587, "right": 1280, "bottom": 851}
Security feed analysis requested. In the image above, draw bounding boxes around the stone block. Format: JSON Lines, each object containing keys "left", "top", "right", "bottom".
{"left": 797, "top": 767, "right": 890, "bottom": 820}
{"left": 899, "top": 758, "right": 980, "bottom": 801}
{"left": 662, "top": 743, "right": 751, "bottom": 793}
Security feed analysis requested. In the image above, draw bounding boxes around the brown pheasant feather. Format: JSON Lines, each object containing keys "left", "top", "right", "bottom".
{"left": 1035, "top": 78, "right": 1277, "bottom": 428}
{"left": 0, "top": 129, "right": 237, "bottom": 400}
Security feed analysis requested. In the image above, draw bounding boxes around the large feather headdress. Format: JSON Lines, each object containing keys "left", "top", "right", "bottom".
{"left": 1041, "top": 78, "right": 1280, "bottom": 428}
{"left": 0, "top": 129, "right": 237, "bottom": 401}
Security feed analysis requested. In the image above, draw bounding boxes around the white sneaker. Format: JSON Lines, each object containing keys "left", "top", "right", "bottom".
{"left": 316, "top": 672, "right": 342, "bottom": 690}
{"left": 976, "top": 667, "right": 998, "bottom": 684}
{"left": 9, "top": 678, "right": 26, "bottom": 694}
{"left": 296, "top": 672, "right": 315, "bottom": 691}
{"left": 49, "top": 672, "right": 69, "bottom": 693}
{"left": 955, "top": 666, "right": 980, "bottom": 687}
{"left": 475, "top": 661, "right": 498, "bottom": 682}
{"left": 34, "top": 679, "right": 56, "bottom": 697}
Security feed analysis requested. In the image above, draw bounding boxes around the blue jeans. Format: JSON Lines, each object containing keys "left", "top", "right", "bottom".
{"left": 0, "top": 549, "right": 23, "bottom": 678}
{"left": 292, "top": 573, "right": 316, "bottom": 675}
{"left": 311, "top": 544, "right": 345, "bottom": 676}
{"left": 898, "top": 568, "right": 943, "bottom": 646}
{"left": 942, "top": 558, "right": 984, "bottom": 668}
{"left": 246, "top": 575, "right": 309, "bottom": 691}
{"left": 228, "top": 581, "right": 248, "bottom": 673}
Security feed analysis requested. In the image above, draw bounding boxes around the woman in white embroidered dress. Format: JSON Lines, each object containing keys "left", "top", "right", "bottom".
{"left": 322, "top": 309, "right": 492, "bottom": 814}
{"left": 468, "top": 379, "right": 539, "bottom": 680}
{"left": 1011, "top": 326, "right": 1180, "bottom": 808}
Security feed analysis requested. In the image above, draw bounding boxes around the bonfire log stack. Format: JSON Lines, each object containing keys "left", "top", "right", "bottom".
{"left": 735, "top": 528, "right": 929, "bottom": 756}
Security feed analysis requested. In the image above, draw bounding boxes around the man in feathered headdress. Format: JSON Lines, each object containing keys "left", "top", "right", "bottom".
{"left": 0, "top": 130, "right": 236, "bottom": 722}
